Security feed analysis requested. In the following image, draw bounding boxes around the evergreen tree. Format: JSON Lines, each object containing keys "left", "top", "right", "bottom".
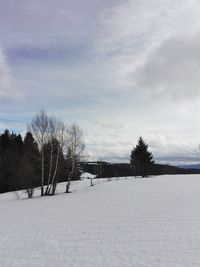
{"left": 0, "top": 130, "right": 23, "bottom": 192}
{"left": 130, "top": 137, "right": 154, "bottom": 177}
{"left": 23, "top": 132, "right": 39, "bottom": 154}
{"left": 0, "top": 130, "right": 40, "bottom": 194}
{"left": 0, "top": 129, "right": 11, "bottom": 151}
{"left": 17, "top": 132, "right": 40, "bottom": 196}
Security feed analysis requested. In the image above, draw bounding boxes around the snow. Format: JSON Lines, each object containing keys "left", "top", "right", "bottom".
{"left": 0, "top": 175, "right": 111, "bottom": 201}
{"left": 0, "top": 174, "right": 200, "bottom": 267}
{"left": 80, "top": 172, "right": 96, "bottom": 179}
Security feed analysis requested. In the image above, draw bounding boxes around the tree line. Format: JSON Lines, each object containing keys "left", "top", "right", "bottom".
{"left": 81, "top": 137, "right": 200, "bottom": 178}
{"left": 80, "top": 137, "right": 155, "bottom": 178}
{"left": 0, "top": 110, "right": 84, "bottom": 197}
{"left": 1, "top": 113, "right": 199, "bottom": 197}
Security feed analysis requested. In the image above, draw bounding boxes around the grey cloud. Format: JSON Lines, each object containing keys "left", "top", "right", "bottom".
{"left": 0, "top": 0, "right": 120, "bottom": 49}
{"left": 93, "top": 120, "right": 124, "bottom": 129}
{"left": 0, "top": 50, "right": 7, "bottom": 82}
{"left": 6, "top": 44, "right": 88, "bottom": 65}
{"left": 155, "top": 156, "right": 200, "bottom": 165}
{"left": 0, "top": 48, "right": 11, "bottom": 97}
{"left": 134, "top": 33, "right": 200, "bottom": 99}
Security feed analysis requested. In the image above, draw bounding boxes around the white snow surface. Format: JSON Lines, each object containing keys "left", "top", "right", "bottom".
{"left": 0, "top": 174, "right": 200, "bottom": 267}
{"left": 80, "top": 172, "right": 96, "bottom": 179}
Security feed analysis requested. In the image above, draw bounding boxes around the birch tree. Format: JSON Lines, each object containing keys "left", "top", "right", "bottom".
{"left": 29, "top": 111, "right": 67, "bottom": 196}
{"left": 29, "top": 111, "right": 84, "bottom": 196}
{"left": 45, "top": 116, "right": 56, "bottom": 195}
{"left": 29, "top": 110, "right": 49, "bottom": 196}
{"left": 65, "top": 124, "right": 84, "bottom": 193}
{"left": 47, "top": 120, "right": 68, "bottom": 195}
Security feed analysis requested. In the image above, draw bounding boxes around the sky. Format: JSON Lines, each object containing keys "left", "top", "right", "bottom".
{"left": 0, "top": 0, "right": 200, "bottom": 164}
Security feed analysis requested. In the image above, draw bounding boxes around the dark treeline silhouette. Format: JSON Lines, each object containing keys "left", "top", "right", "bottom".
{"left": 80, "top": 161, "right": 200, "bottom": 178}
{"left": 0, "top": 128, "right": 81, "bottom": 195}
{"left": 0, "top": 130, "right": 38, "bottom": 194}
{"left": 80, "top": 137, "right": 200, "bottom": 178}
{"left": 80, "top": 138, "right": 156, "bottom": 178}
{"left": 1, "top": 125, "right": 199, "bottom": 197}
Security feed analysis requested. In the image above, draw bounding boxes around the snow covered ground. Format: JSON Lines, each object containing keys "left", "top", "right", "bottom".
{"left": 0, "top": 174, "right": 200, "bottom": 267}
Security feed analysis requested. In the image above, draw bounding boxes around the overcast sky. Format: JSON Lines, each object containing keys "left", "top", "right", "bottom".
{"left": 0, "top": 0, "right": 200, "bottom": 164}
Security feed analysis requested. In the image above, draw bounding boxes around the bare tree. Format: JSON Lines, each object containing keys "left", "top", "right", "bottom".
{"left": 47, "top": 121, "right": 69, "bottom": 195}
{"left": 29, "top": 111, "right": 66, "bottom": 196}
{"left": 44, "top": 117, "right": 65, "bottom": 195}
{"left": 65, "top": 124, "right": 85, "bottom": 193}
{"left": 29, "top": 110, "right": 49, "bottom": 196}
{"left": 45, "top": 116, "right": 56, "bottom": 195}
{"left": 29, "top": 111, "right": 84, "bottom": 196}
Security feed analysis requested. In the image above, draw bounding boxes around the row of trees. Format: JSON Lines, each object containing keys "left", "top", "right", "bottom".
{"left": 81, "top": 137, "right": 200, "bottom": 178}
{"left": 0, "top": 110, "right": 85, "bottom": 197}
{"left": 81, "top": 137, "right": 155, "bottom": 178}
{"left": 3, "top": 115, "right": 194, "bottom": 197}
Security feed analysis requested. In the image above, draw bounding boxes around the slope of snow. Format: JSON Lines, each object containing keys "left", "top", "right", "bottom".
{"left": 0, "top": 175, "right": 200, "bottom": 267}
{"left": 0, "top": 176, "right": 113, "bottom": 201}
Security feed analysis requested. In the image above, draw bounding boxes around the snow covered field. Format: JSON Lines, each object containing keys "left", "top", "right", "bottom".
{"left": 0, "top": 174, "right": 200, "bottom": 267}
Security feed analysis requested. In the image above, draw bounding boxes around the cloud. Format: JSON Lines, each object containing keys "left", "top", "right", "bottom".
{"left": 93, "top": 120, "right": 124, "bottom": 129}
{"left": 0, "top": 0, "right": 199, "bottom": 164}
{"left": 95, "top": 0, "right": 196, "bottom": 56}
{"left": 0, "top": 48, "right": 10, "bottom": 96}
{"left": 93, "top": 0, "right": 200, "bottom": 100}
{"left": 134, "top": 33, "right": 200, "bottom": 99}
{"left": 0, "top": 0, "right": 120, "bottom": 49}
{"left": 147, "top": 134, "right": 200, "bottom": 165}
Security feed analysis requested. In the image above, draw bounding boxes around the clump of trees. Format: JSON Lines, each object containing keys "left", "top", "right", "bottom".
{"left": 0, "top": 130, "right": 40, "bottom": 195}
{"left": 0, "top": 110, "right": 85, "bottom": 197}
{"left": 130, "top": 137, "right": 154, "bottom": 177}
{"left": 2, "top": 118, "right": 198, "bottom": 199}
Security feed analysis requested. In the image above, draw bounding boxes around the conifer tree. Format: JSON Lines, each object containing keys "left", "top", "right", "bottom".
{"left": 15, "top": 132, "right": 39, "bottom": 197}
{"left": 130, "top": 137, "right": 154, "bottom": 177}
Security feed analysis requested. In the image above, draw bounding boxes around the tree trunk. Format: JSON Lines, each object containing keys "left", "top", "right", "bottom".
{"left": 45, "top": 141, "right": 53, "bottom": 195}
{"left": 41, "top": 148, "right": 44, "bottom": 196}
{"left": 49, "top": 148, "right": 60, "bottom": 195}
{"left": 65, "top": 159, "right": 75, "bottom": 193}
{"left": 65, "top": 172, "right": 72, "bottom": 193}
